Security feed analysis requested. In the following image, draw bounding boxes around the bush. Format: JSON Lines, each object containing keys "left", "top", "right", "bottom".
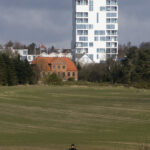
{"left": 68, "top": 77, "right": 75, "bottom": 82}
{"left": 43, "top": 73, "right": 62, "bottom": 85}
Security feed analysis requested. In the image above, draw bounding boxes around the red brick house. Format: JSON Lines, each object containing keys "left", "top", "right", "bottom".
{"left": 32, "top": 57, "right": 78, "bottom": 80}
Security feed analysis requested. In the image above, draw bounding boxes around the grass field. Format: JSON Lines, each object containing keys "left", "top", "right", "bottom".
{"left": 0, "top": 85, "right": 150, "bottom": 150}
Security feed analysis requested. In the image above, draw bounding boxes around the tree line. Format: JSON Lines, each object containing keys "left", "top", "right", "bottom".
{"left": 0, "top": 52, "right": 35, "bottom": 86}
{"left": 78, "top": 42, "right": 150, "bottom": 88}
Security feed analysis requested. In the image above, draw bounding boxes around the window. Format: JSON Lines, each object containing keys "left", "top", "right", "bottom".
{"left": 23, "top": 51, "right": 28, "bottom": 55}
{"left": 76, "top": 42, "right": 88, "bottom": 47}
{"left": 77, "top": 30, "right": 88, "bottom": 35}
{"left": 53, "top": 65, "right": 55, "bottom": 69}
{"left": 106, "top": 13, "right": 117, "bottom": 17}
{"left": 106, "top": 24, "right": 115, "bottom": 29}
{"left": 106, "top": 42, "right": 117, "bottom": 47}
{"left": 63, "top": 66, "right": 66, "bottom": 69}
{"left": 73, "top": 72, "right": 75, "bottom": 77}
{"left": 76, "top": 48, "right": 88, "bottom": 53}
{"left": 97, "top": 48, "right": 105, "bottom": 53}
{"left": 76, "top": 24, "right": 93, "bottom": 29}
{"left": 100, "top": 37, "right": 106, "bottom": 41}
{"left": 106, "top": 36, "right": 117, "bottom": 41}
{"left": 100, "top": 6, "right": 106, "bottom": 11}
{"left": 63, "top": 72, "right": 65, "bottom": 77}
{"left": 106, "top": 0, "right": 118, "bottom": 5}
{"left": 58, "top": 72, "right": 60, "bottom": 77}
{"left": 95, "top": 30, "right": 105, "bottom": 35}
{"left": 106, "top": 6, "right": 117, "bottom": 11}
{"left": 76, "top": 0, "right": 88, "bottom": 5}
{"left": 97, "top": 13, "right": 99, "bottom": 23}
{"left": 79, "top": 37, "right": 88, "bottom": 41}
{"left": 106, "top": 30, "right": 117, "bottom": 35}
{"left": 106, "top": 48, "right": 117, "bottom": 53}
{"left": 94, "top": 37, "right": 99, "bottom": 41}
{"left": 106, "top": 18, "right": 117, "bottom": 23}
{"left": 89, "top": 42, "right": 93, "bottom": 47}
{"left": 68, "top": 72, "right": 70, "bottom": 77}
{"left": 57, "top": 65, "right": 60, "bottom": 69}
{"left": 76, "top": 18, "right": 88, "bottom": 23}
{"left": 89, "top": 0, "right": 93, "bottom": 11}
{"left": 76, "top": 12, "right": 88, "bottom": 17}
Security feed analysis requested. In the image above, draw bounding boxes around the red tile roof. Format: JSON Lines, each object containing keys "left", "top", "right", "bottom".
{"left": 32, "top": 57, "right": 77, "bottom": 71}
{"left": 40, "top": 44, "right": 47, "bottom": 49}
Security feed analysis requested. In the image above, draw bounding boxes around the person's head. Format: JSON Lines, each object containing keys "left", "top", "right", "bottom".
{"left": 71, "top": 144, "right": 75, "bottom": 148}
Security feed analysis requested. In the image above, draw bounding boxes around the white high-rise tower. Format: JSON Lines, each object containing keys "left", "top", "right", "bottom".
{"left": 72, "top": 0, "right": 118, "bottom": 63}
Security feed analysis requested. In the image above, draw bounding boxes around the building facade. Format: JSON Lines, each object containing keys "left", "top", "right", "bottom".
{"left": 72, "top": 0, "right": 118, "bottom": 63}
{"left": 32, "top": 57, "right": 78, "bottom": 81}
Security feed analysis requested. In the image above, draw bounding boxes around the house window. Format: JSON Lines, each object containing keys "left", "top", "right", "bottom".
{"left": 57, "top": 65, "right": 60, "bottom": 69}
{"left": 53, "top": 65, "right": 55, "bottom": 69}
{"left": 68, "top": 72, "right": 70, "bottom": 77}
{"left": 63, "top": 66, "right": 66, "bottom": 69}
{"left": 58, "top": 72, "right": 60, "bottom": 77}
{"left": 73, "top": 72, "right": 75, "bottom": 77}
{"left": 63, "top": 72, "right": 65, "bottom": 77}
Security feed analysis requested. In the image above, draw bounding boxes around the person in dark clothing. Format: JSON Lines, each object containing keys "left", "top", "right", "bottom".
{"left": 69, "top": 144, "right": 77, "bottom": 150}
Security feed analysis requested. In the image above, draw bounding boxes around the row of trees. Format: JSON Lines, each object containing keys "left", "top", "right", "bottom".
{"left": 0, "top": 52, "right": 35, "bottom": 86}
{"left": 79, "top": 43, "right": 150, "bottom": 88}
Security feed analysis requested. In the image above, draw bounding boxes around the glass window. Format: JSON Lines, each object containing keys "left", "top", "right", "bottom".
{"left": 76, "top": 0, "right": 88, "bottom": 5}
{"left": 63, "top": 66, "right": 66, "bottom": 69}
{"left": 89, "top": 42, "right": 93, "bottom": 47}
{"left": 95, "top": 30, "right": 105, "bottom": 35}
{"left": 68, "top": 72, "right": 70, "bottom": 77}
{"left": 89, "top": 0, "right": 93, "bottom": 11}
{"left": 79, "top": 37, "right": 88, "bottom": 41}
{"left": 106, "top": 13, "right": 117, "bottom": 17}
{"left": 106, "top": 24, "right": 115, "bottom": 29}
{"left": 94, "top": 37, "right": 99, "bottom": 41}
{"left": 77, "top": 30, "right": 88, "bottom": 35}
{"left": 58, "top": 72, "right": 60, "bottom": 77}
{"left": 63, "top": 72, "right": 65, "bottom": 77}
{"left": 100, "top": 6, "right": 106, "bottom": 11}
{"left": 100, "top": 37, "right": 106, "bottom": 41}
{"left": 57, "top": 66, "right": 60, "bottom": 69}
{"left": 73, "top": 72, "right": 75, "bottom": 77}
{"left": 97, "top": 48, "right": 105, "bottom": 53}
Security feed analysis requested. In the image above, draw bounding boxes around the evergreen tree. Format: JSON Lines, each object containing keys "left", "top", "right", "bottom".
{"left": 2, "top": 53, "right": 18, "bottom": 86}
{"left": 0, "top": 53, "right": 7, "bottom": 85}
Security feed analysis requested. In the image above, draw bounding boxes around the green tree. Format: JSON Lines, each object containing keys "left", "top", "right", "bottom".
{"left": 0, "top": 53, "right": 7, "bottom": 85}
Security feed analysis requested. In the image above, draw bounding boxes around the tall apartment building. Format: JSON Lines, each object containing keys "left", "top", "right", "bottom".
{"left": 72, "top": 0, "right": 118, "bottom": 63}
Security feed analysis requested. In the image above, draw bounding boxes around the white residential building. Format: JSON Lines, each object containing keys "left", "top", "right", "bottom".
{"left": 72, "top": 0, "right": 118, "bottom": 63}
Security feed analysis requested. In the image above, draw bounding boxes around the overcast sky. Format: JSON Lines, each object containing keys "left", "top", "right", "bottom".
{"left": 0, "top": 0, "right": 149, "bottom": 48}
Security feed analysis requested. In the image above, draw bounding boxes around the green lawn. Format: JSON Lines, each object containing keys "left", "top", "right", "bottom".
{"left": 0, "top": 85, "right": 150, "bottom": 150}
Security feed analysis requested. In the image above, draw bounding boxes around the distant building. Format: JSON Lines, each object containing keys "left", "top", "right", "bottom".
{"left": 72, "top": 0, "right": 119, "bottom": 63}
{"left": 32, "top": 57, "right": 78, "bottom": 80}
{"left": 14, "top": 49, "right": 28, "bottom": 60}
{"left": 75, "top": 53, "right": 94, "bottom": 66}
{"left": 40, "top": 44, "right": 48, "bottom": 53}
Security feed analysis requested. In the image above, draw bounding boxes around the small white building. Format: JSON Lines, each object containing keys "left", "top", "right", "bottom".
{"left": 14, "top": 49, "right": 28, "bottom": 60}
{"left": 75, "top": 53, "right": 94, "bottom": 66}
